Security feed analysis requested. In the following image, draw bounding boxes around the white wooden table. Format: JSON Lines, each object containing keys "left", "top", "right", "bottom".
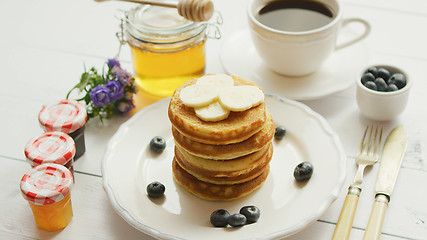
{"left": 1, "top": 0, "right": 426, "bottom": 239}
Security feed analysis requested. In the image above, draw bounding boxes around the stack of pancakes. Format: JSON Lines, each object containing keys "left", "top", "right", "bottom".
{"left": 168, "top": 75, "right": 274, "bottom": 201}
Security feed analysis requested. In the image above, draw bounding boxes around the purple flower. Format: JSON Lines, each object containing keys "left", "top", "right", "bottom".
{"left": 111, "top": 65, "right": 120, "bottom": 75}
{"left": 89, "top": 85, "right": 111, "bottom": 107}
{"left": 116, "top": 69, "right": 132, "bottom": 86}
{"left": 117, "top": 101, "right": 135, "bottom": 114}
{"left": 107, "top": 59, "right": 120, "bottom": 69}
{"left": 106, "top": 80, "right": 124, "bottom": 102}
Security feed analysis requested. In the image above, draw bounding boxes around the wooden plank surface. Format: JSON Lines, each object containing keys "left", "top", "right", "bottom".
{"left": 1, "top": 0, "right": 426, "bottom": 239}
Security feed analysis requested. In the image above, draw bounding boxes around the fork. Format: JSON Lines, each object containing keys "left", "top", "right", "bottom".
{"left": 332, "top": 125, "right": 383, "bottom": 240}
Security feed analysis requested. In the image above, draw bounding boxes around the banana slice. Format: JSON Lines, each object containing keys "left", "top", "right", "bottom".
{"left": 196, "top": 74, "right": 234, "bottom": 88}
{"left": 245, "top": 86, "right": 265, "bottom": 106}
{"left": 218, "top": 86, "right": 264, "bottom": 112}
{"left": 179, "top": 84, "right": 219, "bottom": 107}
{"left": 195, "top": 101, "right": 230, "bottom": 122}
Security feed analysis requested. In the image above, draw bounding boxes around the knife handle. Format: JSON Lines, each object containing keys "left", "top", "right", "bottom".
{"left": 363, "top": 194, "right": 390, "bottom": 240}
{"left": 332, "top": 186, "right": 361, "bottom": 240}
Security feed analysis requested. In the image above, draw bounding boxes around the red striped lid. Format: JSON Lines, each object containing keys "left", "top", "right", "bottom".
{"left": 20, "top": 163, "right": 73, "bottom": 205}
{"left": 24, "top": 131, "right": 76, "bottom": 166}
{"left": 38, "top": 99, "right": 87, "bottom": 134}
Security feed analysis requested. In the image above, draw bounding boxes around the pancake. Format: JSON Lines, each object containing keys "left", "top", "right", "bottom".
{"left": 174, "top": 142, "right": 272, "bottom": 184}
{"left": 168, "top": 76, "right": 267, "bottom": 145}
{"left": 175, "top": 142, "right": 272, "bottom": 176}
{"left": 173, "top": 111, "right": 274, "bottom": 160}
{"left": 172, "top": 159, "right": 270, "bottom": 201}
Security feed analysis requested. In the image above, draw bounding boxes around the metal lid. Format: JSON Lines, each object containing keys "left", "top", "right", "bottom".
{"left": 24, "top": 131, "right": 76, "bottom": 166}
{"left": 38, "top": 99, "right": 87, "bottom": 134}
{"left": 20, "top": 163, "right": 73, "bottom": 205}
{"left": 125, "top": 5, "right": 207, "bottom": 44}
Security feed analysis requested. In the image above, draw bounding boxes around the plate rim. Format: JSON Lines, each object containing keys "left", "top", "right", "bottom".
{"left": 102, "top": 97, "right": 181, "bottom": 240}
{"left": 102, "top": 94, "right": 346, "bottom": 240}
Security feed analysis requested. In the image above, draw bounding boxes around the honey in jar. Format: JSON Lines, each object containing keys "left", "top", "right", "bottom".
{"left": 20, "top": 163, "right": 74, "bottom": 231}
{"left": 124, "top": 6, "right": 210, "bottom": 97}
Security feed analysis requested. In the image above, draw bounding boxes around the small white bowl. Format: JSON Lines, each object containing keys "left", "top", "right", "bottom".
{"left": 356, "top": 65, "right": 412, "bottom": 121}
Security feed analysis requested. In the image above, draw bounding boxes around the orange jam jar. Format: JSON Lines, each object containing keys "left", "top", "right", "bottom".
{"left": 123, "top": 5, "right": 220, "bottom": 97}
{"left": 20, "top": 163, "right": 74, "bottom": 231}
{"left": 24, "top": 131, "right": 76, "bottom": 179}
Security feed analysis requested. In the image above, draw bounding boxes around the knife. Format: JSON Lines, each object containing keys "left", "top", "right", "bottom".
{"left": 363, "top": 125, "right": 408, "bottom": 240}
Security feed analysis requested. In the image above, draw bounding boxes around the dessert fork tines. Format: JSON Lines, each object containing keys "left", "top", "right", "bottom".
{"left": 332, "top": 125, "right": 383, "bottom": 240}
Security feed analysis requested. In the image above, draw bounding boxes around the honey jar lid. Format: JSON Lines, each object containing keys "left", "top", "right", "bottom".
{"left": 20, "top": 163, "right": 73, "bottom": 205}
{"left": 38, "top": 99, "right": 87, "bottom": 134}
{"left": 125, "top": 5, "right": 207, "bottom": 43}
{"left": 24, "top": 131, "right": 76, "bottom": 166}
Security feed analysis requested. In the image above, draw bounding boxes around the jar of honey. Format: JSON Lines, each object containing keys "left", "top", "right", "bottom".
{"left": 20, "top": 163, "right": 74, "bottom": 231}
{"left": 38, "top": 99, "right": 87, "bottom": 160}
{"left": 123, "top": 5, "right": 220, "bottom": 97}
{"left": 24, "top": 131, "right": 76, "bottom": 179}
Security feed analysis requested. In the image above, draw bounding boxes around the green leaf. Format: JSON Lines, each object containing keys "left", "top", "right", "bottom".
{"left": 77, "top": 72, "right": 91, "bottom": 90}
{"left": 66, "top": 72, "right": 92, "bottom": 99}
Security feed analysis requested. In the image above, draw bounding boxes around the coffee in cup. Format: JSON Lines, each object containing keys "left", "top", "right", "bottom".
{"left": 248, "top": 0, "right": 371, "bottom": 77}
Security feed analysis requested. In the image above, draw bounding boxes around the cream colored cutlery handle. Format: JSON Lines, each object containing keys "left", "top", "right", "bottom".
{"left": 363, "top": 194, "right": 389, "bottom": 240}
{"left": 332, "top": 186, "right": 361, "bottom": 240}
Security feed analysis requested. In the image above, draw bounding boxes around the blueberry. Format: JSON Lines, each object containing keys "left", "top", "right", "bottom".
{"left": 388, "top": 73, "right": 406, "bottom": 89}
{"left": 377, "top": 68, "right": 391, "bottom": 81}
{"left": 150, "top": 136, "right": 166, "bottom": 153}
{"left": 294, "top": 162, "right": 314, "bottom": 182}
{"left": 228, "top": 213, "right": 247, "bottom": 227}
{"left": 364, "top": 81, "right": 377, "bottom": 91}
{"left": 239, "top": 206, "right": 260, "bottom": 224}
{"left": 374, "top": 77, "right": 388, "bottom": 92}
{"left": 274, "top": 126, "right": 286, "bottom": 140}
{"left": 147, "top": 181, "right": 165, "bottom": 198}
{"left": 361, "top": 73, "right": 375, "bottom": 85}
{"left": 365, "top": 67, "right": 378, "bottom": 77}
{"left": 210, "top": 209, "right": 230, "bottom": 227}
{"left": 387, "top": 83, "right": 399, "bottom": 92}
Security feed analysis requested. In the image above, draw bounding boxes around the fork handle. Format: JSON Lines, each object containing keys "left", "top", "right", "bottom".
{"left": 332, "top": 186, "right": 361, "bottom": 240}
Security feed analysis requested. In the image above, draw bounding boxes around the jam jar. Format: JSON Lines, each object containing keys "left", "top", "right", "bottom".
{"left": 38, "top": 99, "right": 87, "bottom": 160}
{"left": 24, "top": 131, "right": 76, "bottom": 178}
{"left": 123, "top": 5, "right": 220, "bottom": 97}
{"left": 20, "top": 163, "right": 74, "bottom": 231}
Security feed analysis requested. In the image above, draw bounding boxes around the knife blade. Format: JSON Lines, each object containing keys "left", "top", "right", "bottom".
{"left": 363, "top": 125, "right": 408, "bottom": 240}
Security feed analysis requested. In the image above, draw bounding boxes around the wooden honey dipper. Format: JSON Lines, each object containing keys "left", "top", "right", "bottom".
{"left": 96, "top": 0, "right": 214, "bottom": 22}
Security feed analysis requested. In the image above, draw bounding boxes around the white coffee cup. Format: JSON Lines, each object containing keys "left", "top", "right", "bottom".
{"left": 248, "top": 0, "right": 371, "bottom": 77}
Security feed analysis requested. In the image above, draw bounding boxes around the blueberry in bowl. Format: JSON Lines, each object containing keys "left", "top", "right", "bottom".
{"left": 356, "top": 65, "right": 412, "bottom": 121}
{"left": 360, "top": 66, "right": 406, "bottom": 92}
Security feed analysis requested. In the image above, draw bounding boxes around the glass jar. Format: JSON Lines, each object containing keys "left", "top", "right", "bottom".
{"left": 122, "top": 5, "right": 220, "bottom": 97}
{"left": 24, "top": 131, "right": 76, "bottom": 179}
{"left": 20, "top": 163, "right": 74, "bottom": 231}
{"left": 38, "top": 99, "right": 87, "bottom": 160}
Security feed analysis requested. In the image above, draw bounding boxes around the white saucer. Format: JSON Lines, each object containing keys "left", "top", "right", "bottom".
{"left": 220, "top": 29, "right": 369, "bottom": 100}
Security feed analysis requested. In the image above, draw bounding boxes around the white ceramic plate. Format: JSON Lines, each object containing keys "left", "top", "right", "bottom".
{"left": 220, "top": 29, "right": 369, "bottom": 100}
{"left": 102, "top": 95, "right": 346, "bottom": 240}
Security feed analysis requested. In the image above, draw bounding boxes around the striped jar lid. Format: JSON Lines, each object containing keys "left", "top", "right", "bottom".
{"left": 38, "top": 99, "right": 87, "bottom": 134}
{"left": 24, "top": 131, "right": 75, "bottom": 166}
{"left": 20, "top": 163, "right": 73, "bottom": 205}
